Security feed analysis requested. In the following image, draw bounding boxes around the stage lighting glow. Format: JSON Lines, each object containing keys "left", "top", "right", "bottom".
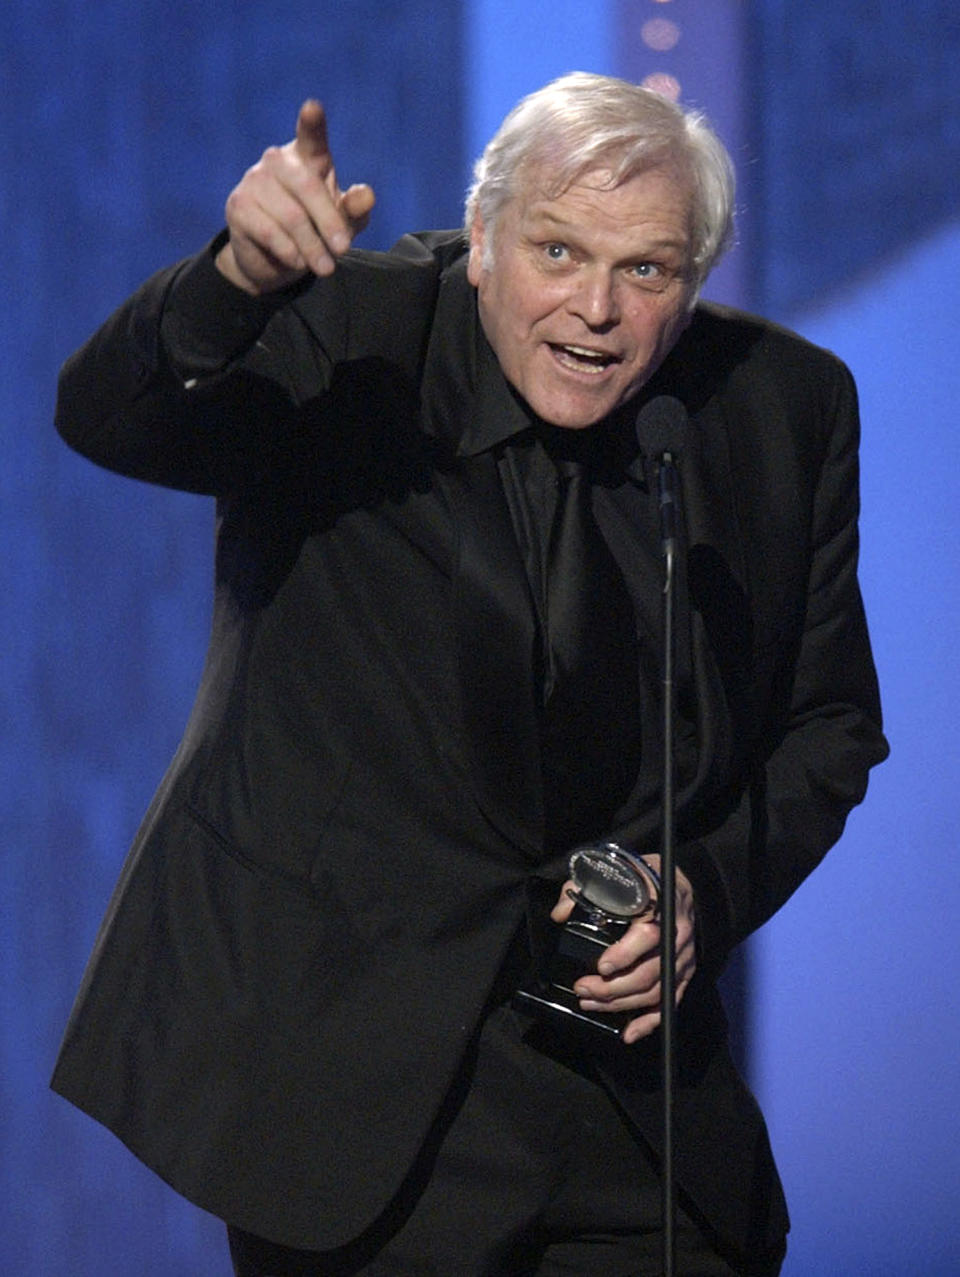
{"left": 641, "top": 17, "right": 681, "bottom": 52}
{"left": 641, "top": 72, "right": 681, "bottom": 101}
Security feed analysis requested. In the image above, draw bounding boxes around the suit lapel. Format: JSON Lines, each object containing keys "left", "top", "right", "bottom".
{"left": 679, "top": 397, "right": 752, "bottom": 799}
{"left": 610, "top": 387, "right": 752, "bottom": 852}
{"left": 681, "top": 396, "right": 746, "bottom": 585}
{"left": 639, "top": 305, "right": 751, "bottom": 602}
{"left": 443, "top": 456, "right": 545, "bottom": 854}
{"left": 420, "top": 262, "right": 546, "bottom": 857}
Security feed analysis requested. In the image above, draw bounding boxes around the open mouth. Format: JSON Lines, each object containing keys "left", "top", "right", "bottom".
{"left": 548, "top": 343, "right": 622, "bottom": 375}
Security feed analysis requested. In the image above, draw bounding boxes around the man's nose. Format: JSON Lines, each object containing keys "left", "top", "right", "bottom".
{"left": 568, "top": 268, "right": 620, "bottom": 328}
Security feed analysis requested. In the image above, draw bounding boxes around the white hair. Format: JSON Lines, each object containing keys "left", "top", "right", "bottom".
{"left": 465, "top": 72, "right": 735, "bottom": 291}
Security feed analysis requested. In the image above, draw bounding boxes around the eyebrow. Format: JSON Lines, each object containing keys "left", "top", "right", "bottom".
{"left": 525, "top": 210, "right": 690, "bottom": 255}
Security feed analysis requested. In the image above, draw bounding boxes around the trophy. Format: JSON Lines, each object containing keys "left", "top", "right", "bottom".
{"left": 515, "top": 841, "right": 660, "bottom": 1035}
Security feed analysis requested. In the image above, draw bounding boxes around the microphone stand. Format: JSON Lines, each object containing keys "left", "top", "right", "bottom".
{"left": 658, "top": 449, "right": 680, "bottom": 1277}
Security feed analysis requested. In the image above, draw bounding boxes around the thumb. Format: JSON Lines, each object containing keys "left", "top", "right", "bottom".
{"left": 341, "top": 182, "right": 376, "bottom": 232}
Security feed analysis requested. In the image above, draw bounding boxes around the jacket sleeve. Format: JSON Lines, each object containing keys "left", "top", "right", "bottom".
{"left": 54, "top": 231, "right": 447, "bottom": 495}
{"left": 675, "top": 356, "right": 889, "bottom": 972}
{"left": 54, "top": 236, "right": 345, "bottom": 494}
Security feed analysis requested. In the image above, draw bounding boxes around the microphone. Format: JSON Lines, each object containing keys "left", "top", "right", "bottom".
{"left": 635, "top": 395, "right": 688, "bottom": 556}
{"left": 633, "top": 392, "right": 688, "bottom": 1277}
{"left": 636, "top": 393, "right": 688, "bottom": 460}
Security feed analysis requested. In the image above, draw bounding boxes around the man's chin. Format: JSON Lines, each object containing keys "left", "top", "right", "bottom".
{"left": 520, "top": 384, "right": 620, "bottom": 429}
{"left": 532, "top": 399, "right": 625, "bottom": 430}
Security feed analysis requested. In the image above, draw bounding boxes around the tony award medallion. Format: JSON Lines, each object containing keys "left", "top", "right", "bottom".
{"left": 515, "top": 842, "right": 660, "bottom": 1035}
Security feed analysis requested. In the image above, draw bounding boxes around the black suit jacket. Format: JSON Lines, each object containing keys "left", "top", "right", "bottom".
{"left": 52, "top": 231, "right": 887, "bottom": 1259}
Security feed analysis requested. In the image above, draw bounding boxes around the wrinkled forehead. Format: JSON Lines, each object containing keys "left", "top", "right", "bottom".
{"left": 521, "top": 130, "right": 693, "bottom": 192}
{"left": 510, "top": 152, "right": 696, "bottom": 218}
{"left": 506, "top": 158, "right": 698, "bottom": 236}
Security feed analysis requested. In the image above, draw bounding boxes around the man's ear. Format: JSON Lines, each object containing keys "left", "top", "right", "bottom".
{"left": 466, "top": 213, "right": 486, "bottom": 287}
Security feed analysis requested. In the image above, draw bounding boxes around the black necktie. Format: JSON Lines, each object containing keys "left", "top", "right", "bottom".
{"left": 539, "top": 451, "right": 642, "bottom": 849}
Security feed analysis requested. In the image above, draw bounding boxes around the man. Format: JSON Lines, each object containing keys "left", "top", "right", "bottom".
{"left": 52, "top": 73, "right": 887, "bottom": 1274}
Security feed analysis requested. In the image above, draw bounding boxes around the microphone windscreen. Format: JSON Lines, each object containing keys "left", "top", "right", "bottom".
{"left": 635, "top": 395, "right": 688, "bottom": 459}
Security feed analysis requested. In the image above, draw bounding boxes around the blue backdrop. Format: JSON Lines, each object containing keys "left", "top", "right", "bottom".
{"left": 4, "top": 2, "right": 958, "bottom": 1272}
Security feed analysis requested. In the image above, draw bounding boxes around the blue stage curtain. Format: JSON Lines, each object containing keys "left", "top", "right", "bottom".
{"left": 748, "top": 0, "right": 960, "bottom": 314}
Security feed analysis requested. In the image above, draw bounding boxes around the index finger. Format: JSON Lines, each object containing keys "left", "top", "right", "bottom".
{"left": 295, "top": 99, "right": 331, "bottom": 163}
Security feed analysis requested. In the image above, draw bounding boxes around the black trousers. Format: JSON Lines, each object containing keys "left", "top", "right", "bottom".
{"left": 226, "top": 1004, "right": 783, "bottom": 1276}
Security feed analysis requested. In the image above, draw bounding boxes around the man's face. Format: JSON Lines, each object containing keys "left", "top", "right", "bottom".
{"left": 468, "top": 164, "right": 696, "bottom": 429}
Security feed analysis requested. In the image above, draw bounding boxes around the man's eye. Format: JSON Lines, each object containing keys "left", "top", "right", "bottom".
{"left": 544, "top": 243, "right": 569, "bottom": 262}
{"left": 627, "top": 261, "right": 674, "bottom": 292}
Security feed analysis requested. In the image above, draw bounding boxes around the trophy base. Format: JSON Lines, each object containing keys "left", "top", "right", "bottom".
{"left": 512, "top": 984, "right": 627, "bottom": 1036}
{"left": 514, "top": 911, "right": 630, "bottom": 1037}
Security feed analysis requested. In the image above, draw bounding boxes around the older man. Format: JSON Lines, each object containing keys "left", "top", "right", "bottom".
{"left": 53, "top": 74, "right": 887, "bottom": 1275}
